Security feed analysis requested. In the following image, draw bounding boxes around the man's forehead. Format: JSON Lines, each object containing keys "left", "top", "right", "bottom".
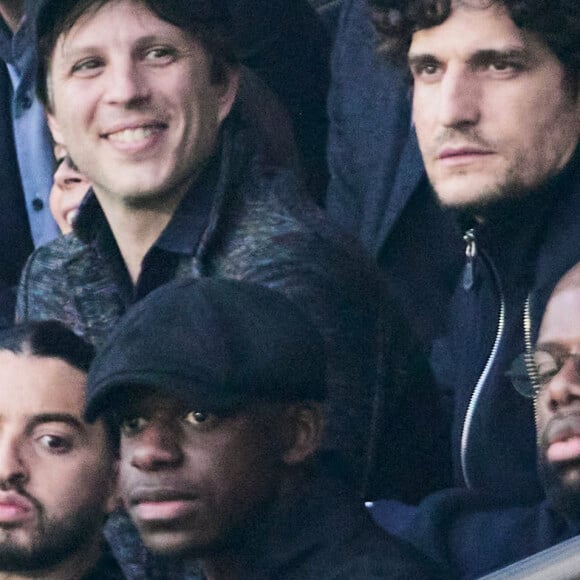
{"left": 116, "top": 388, "right": 189, "bottom": 415}
{"left": 538, "top": 286, "right": 580, "bottom": 346}
{"left": 52, "top": 0, "right": 192, "bottom": 58}
{"left": 408, "top": 1, "right": 527, "bottom": 58}
{"left": 0, "top": 352, "right": 87, "bottom": 413}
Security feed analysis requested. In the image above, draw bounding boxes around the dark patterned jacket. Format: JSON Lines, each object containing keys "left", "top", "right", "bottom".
{"left": 15, "top": 110, "right": 405, "bottom": 497}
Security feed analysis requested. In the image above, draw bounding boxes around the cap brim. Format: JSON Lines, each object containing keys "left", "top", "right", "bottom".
{"left": 85, "top": 370, "right": 248, "bottom": 422}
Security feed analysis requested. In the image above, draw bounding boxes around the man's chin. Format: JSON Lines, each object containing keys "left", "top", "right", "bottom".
{"left": 139, "top": 527, "right": 217, "bottom": 558}
{"left": 540, "top": 456, "right": 580, "bottom": 521}
{"left": 429, "top": 167, "right": 533, "bottom": 215}
{"left": 432, "top": 178, "right": 507, "bottom": 212}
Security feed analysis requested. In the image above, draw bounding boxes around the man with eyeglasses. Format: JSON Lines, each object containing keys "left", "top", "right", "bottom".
{"left": 373, "top": 262, "right": 580, "bottom": 577}
{"left": 535, "top": 263, "right": 580, "bottom": 520}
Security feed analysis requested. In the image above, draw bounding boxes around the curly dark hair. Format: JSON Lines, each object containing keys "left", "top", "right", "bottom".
{"left": 369, "top": 0, "right": 580, "bottom": 79}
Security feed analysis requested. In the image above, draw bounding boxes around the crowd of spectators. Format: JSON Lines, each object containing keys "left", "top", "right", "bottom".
{"left": 0, "top": 0, "right": 577, "bottom": 578}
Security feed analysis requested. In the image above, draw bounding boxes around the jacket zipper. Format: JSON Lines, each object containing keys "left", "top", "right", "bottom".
{"left": 523, "top": 296, "right": 540, "bottom": 438}
{"left": 460, "top": 229, "right": 506, "bottom": 489}
{"left": 463, "top": 229, "right": 477, "bottom": 291}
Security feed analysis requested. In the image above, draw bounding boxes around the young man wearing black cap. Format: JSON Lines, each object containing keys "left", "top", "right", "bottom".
{"left": 85, "top": 278, "right": 445, "bottom": 579}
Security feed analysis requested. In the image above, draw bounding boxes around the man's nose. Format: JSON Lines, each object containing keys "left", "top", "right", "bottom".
{"left": 54, "top": 158, "right": 87, "bottom": 191}
{"left": 437, "top": 66, "right": 481, "bottom": 128}
{"left": 0, "top": 435, "right": 28, "bottom": 488}
{"left": 545, "top": 359, "right": 580, "bottom": 411}
{"left": 128, "top": 424, "right": 184, "bottom": 472}
{"left": 104, "top": 59, "right": 152, "bottom": 107}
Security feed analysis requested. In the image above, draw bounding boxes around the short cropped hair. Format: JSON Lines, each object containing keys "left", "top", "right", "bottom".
{"left": 0, "top": 321, "right": 118, "bottom": 449}
{"left": 36, "top": 0, "right": 238, "bottom": 110}
{"left": 0, "top": 320, "right": 95, "bottom": 372}
{"left": 369, "top": 0, "right": 580, "bottom": 83}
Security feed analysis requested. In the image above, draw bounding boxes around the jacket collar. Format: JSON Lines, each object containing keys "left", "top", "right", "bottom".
{"left": 527, "top": 144, "right": 580, "bottom": 340}
{"left": 73, "top": 108, "right": 252, "bottom": 263}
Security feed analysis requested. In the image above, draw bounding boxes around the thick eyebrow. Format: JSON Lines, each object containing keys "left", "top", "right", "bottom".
{"left": 408, "top": 47, "right": 530, "bottom": 71}
{"left": 407, "top": 53, "right": 441, "bottom": 71}
{"left": 534, "top": 342, "right": 569, "bottom": 355}
{"left": 467, "top": 48, "right": 530, "bottom": 68}
{"left": 27, "top": 413, "right": 85, "bottom": 433}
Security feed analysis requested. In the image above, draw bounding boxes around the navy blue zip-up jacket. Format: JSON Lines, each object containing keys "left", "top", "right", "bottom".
{"left": 323, "top": 0, "right": 580, "bottom": 574}
{"left": 324, "top": 0, "right": 580, "bottom": 494}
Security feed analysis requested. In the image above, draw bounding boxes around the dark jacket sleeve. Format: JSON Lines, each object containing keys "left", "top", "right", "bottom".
{"left": 371, "top": 491, "right": 577, "bottom": 579}
{"left": 214, "top": 167, "right": 445, "bottom": 499}
{"left": 16, "top": 245, "right": 59, "bottom": 324}
{"left": 325, "top": 0, "right": 414, "bottom": 248}
{"left": 15, "top": 238, "right": 83, "bottom": 331}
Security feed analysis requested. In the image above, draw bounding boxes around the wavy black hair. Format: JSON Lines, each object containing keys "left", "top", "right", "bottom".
{"left": 369, "top": 0, "right": 580, "bottom": 82}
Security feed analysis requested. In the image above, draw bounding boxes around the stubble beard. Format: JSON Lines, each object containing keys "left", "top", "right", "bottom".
{"left": 538, "top": 446, "right": 580, "bottom": 522}
{"left": 0, "top": 495, "right": 105, "bottom": 573}
{"left": 432, "top": 153, "right": 538, "bottom": 217}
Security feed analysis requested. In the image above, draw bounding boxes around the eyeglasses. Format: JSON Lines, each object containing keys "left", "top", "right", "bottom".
{"left": 508, "top": 350, "right": 580, "bottom": 398}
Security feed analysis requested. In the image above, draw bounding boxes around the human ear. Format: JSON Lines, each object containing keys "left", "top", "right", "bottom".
{"left": 104, "top": 459, "right": 121, "bottom": 514}
{"left": 282, "top": 403, "right": 325, "bottom": 466}
{"left": 47, "top": 113, "right": 65, "bottom": 147}
{"left": 216, "top": 65, "right": 240, "bottom": 124}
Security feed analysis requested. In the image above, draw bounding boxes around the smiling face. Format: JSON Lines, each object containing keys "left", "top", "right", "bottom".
{"left": 409, "top": 2, "right": 580, "bottom": 212}
{"left": 118, "top": 392, "right": 304, "bottom": 557}
{"left": 0, "top": 351, "right": 116, "bottom": 573}
{"left": 46, "top": 0, "right": 238, "bottom": 214}
{"left": 536, "top": 272, "right": 580, "bottom": 518}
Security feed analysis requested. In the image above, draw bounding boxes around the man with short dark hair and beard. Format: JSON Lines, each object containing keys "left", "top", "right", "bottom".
{"left": 535, "top": 263, "right": 580, "bottom": 521}
{"left": 0, "top": 320, "right": 122, "bottom": 579}
{"left": 350, "top": 0, "right": 580, "bottom": 537}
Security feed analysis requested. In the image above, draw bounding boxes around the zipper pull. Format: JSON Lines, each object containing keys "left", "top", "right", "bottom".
{"left": 463, "top": 228, "right": 477, "bottom": 291}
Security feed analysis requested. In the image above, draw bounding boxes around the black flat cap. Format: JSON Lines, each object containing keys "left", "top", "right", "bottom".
{"left": 86, "top": 278, "right": 326, "bottom": 421}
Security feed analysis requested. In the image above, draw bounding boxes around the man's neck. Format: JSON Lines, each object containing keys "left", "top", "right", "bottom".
{"left": 199, "top": 475, "right": 308, "bottom": 580}
{"left": 104, "top": 204, "right": 176, "bottom": 286}
{"left": 0, "top": 1, "right": 24, "bottom": 33}
{"left": 94, "top": 175, "right": 198, "bottom": 285}
{"left": 0, "top": 538, "right": 102, "bottom": 580}
{"left": 200, "top": 555, "right": 244, "bottom": 580}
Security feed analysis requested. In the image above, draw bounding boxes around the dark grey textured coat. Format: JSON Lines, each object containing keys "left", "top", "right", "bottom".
{"left": 16, "top": 114, "right": 400, "bottom": 496}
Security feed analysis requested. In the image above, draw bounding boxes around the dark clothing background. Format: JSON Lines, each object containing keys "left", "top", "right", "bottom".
{"left": 0, "top": 62, "right": 33, "bottom": 325}
{"left": 195, "top": 473, "right": 449, "bottom": 579}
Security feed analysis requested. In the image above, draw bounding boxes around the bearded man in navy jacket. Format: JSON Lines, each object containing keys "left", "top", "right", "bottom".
{"left": 221, "top": 0, "right": 580, "bottom": 504}
{"left": 339, "top": 0, "right": 580, "bottom": 501}
{"left": 380, "top": 262, "right": 580, "bottom": 577}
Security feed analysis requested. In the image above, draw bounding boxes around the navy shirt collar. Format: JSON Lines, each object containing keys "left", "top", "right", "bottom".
{"left": 74, "top": 149, "right": 220, "bottom": 258}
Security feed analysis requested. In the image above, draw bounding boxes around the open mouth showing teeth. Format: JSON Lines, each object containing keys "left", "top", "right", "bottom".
{"left": 108, "top": 127, "right": 158, "bottom": 143}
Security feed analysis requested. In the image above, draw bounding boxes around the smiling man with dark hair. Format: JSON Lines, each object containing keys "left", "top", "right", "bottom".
{"left": 16, "top": 0, "right": 403, "bottom": 502}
